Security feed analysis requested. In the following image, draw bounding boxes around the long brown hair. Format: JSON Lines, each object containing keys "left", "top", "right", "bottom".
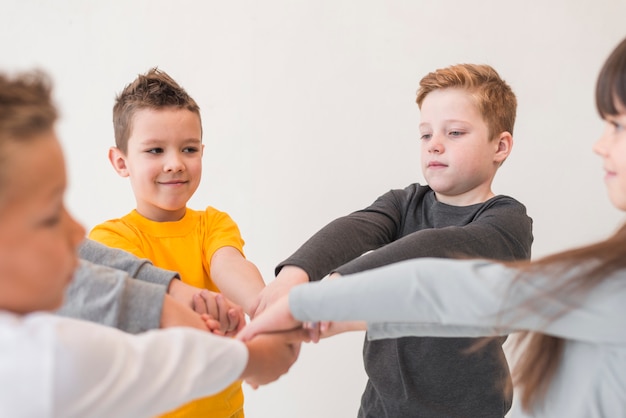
{"left": 512, "top": 36, "right": 626, "bottom": 411}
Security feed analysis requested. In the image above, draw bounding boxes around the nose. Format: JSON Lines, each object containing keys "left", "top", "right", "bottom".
{"left": 163, "top": 152, "right": 185, "bottom": 173}
{"left": 593, "top": 123, "right": 611, "bottom": 157}
{"left": 428, "top": 134, "right": 444, "bottom": 154}
{"left": 64, "top": 208, "right": 86, "bottom": 251}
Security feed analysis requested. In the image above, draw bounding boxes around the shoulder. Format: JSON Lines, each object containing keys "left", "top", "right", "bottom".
{"left": 486, "top": 195, "right": 528, "bottom": 211}
{"left": 374, "top": 183, "right": 433, "bottom": 203}
{"left": 199, "top": 206, "right": 237, "bottom": 223}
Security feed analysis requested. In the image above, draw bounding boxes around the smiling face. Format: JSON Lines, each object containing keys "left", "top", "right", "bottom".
{"left": 593, "top": 100, "right": 626, "bottom": 211}
{"left": 0, "top": 130, "right": 85, "bottom": 314}
{"left": 109, "top": 107, "right": 204, "bottom": 222}
{"left": 419, "top": 88, "right": 512, "bottom": 206}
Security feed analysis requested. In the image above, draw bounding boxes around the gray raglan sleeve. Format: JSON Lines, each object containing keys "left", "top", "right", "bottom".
{"left": 57, "top": 259, "right": 166, "bottom": 333}
{"left": 78, "top": 238, "right": 179, "bottom": 286}
{"left": 56, "top": 239, "right": 182, "bottom": 333}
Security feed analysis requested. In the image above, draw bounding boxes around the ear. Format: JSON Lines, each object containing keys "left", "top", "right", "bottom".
{"left": 108, "top": 147, "right": 130, "bottom": 178}
{"left": 201, "top": 143, "right": 205, "bottom": 157}
{"left": 493, "top": 132, "right": 513, "bottom": 164}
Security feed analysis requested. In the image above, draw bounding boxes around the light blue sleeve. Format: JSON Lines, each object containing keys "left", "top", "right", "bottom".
{"left": 289, "top": 258, "right": 626, "bottom": 344}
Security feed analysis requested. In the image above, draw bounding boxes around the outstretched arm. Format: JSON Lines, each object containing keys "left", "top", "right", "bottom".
{"left": 210, "top": 246, "right": 266, "bottom": 317}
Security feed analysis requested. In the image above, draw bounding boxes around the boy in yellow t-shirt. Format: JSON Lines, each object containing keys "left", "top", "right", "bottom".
{"left": 90, "top": 68, "right": 269, "bottom": 418}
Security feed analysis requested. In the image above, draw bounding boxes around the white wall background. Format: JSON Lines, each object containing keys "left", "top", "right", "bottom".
{"left": 3, "top": 1, "right": 626, "bottom": 417}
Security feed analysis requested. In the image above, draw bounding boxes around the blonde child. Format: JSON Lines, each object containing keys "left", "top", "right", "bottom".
{"left": 253, "top": 64, "right": 533, "bottom": 417}
{"left": 89, "top": 68, "right": 270, "bottom": 417}
{"left": 240, "top": 36, "right": 626, "bottom": 417}
{"left": 0, "top": 70, "right": 300, "bottom": 418}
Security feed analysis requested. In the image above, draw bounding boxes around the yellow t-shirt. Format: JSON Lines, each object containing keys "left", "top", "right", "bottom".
{"left": 89, "top": 207, "right": 246, "bottom": 418}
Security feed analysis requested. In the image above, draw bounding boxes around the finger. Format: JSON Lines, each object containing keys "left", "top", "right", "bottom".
{"left": 230, "top": 308, "right": 245, "bottom": 332}
{"left": 192, "top": 293, "right": 207, "bottom": 315}
{"left": 199, "top": 289, "right": 220, "bottom": 319}
{"left": 214, "top": 294, "right": 231, "bottom": 330}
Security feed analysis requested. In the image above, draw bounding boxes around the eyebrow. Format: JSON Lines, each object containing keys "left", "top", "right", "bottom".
{"left": 139, "top": 137, "right": 202, "bottom": 146}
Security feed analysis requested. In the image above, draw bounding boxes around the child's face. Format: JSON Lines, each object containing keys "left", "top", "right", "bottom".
{"left": 110, "top": 108, "right": 204, "bottom": 222}
{"left": 0, "top": 130, "right": 85, "bottom": 314}
{"left": 418, "top": 88, "right": 509, "bottom": 206}
{"left": 593, "top": 100, "right": 626, "bottom": 211}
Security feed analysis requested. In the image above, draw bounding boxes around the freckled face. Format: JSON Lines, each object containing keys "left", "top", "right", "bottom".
{"left": 593, "top": 101, "right": 626, "bottom": 211}
{"left": 0, "top": 131, "right": 86, "bottom": 314}
{"left": 419, "top": 88, "right": 506, "bottom": 206}
{"left": 111, "top": 108, "right": 204, "bottom": 222}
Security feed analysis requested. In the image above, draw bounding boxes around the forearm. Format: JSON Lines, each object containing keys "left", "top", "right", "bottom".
{"left": 49, "top": 317, "right": 247, "bottom": 417}
{"left": 276, "top": 215, "right": 394, "bottom": 281}
{"left": 57, "top": 260, "right": 165, "bottom": 333}
{"left": 336, "top": 219, "right": 532, "bottom": 275}
{"left": 211, "top": 249, "right": 265, "bottom": 316}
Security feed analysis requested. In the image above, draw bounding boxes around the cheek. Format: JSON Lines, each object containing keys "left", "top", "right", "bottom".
{"left": 188, "top": 160, "right": 203, "bottom": 178}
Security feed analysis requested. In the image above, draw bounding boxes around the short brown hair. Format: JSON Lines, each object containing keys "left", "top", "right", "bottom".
{"left": 0, "top": 70, "right": 57, "bottom": 193}
{"left": 112, "top": 68, "right": 201, "bottom": 153}
{"left": 416, "top": 64, "right": 516, "bottom": 140}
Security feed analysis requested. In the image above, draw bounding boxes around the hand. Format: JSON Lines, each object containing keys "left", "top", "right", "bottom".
{"left": 250, "top": 266, "right": 309, "bottom": 318}
{"left": 160, "top": 294, "right": 210, "bottom": 331}
{"left": 169, "top": 280, "right": 245, "bottom": 336}
{"left": 193, "top": 290, "right": 245, "bottom": 336}
{"left": 305, "top": 320, "right": 367, "bottom": 339}
{"left": 199, "top": 313, "right": 225, "bottom": 335}
{"left": 238, "top": 294, "right": 303, "bottom": 342}
{"left": 241, "top": 331, "right": 309, "bottom": 389}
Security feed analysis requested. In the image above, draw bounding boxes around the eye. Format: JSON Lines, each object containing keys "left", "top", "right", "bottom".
{"left": 40, "top": 215, "right": 61, "bottom": 227}
{"left": 146, "top": 148, "right": 164, "bottom": 154}
{"left": 420, "top": 133, "right": 432, "bottom": 141}
{"left": 448, "top": 130, "right": 465, "bottom": 137}
{"left": 182, "top": 146, "right": 200, "bottom": 153}
{"left": 38, "top": 207, "right": 63, "bottom": 227}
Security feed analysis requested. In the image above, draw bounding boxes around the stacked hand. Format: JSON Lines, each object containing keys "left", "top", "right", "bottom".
{"left": 168, "top": 279, "right": 245, "bottom": 336}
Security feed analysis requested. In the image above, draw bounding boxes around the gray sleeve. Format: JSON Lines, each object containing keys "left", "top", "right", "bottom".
{"left": 276, "top": 187, "right": 532, "bottom": 281}
{"left": 275, "top": 188, "right": 412, "bottom": 280}
{"left": 289, "top": 258, "right": 626, "bottom": 344}
{"left": 78, "top": 238, "right": 178, "bottom": 286}
{"left": 56, "top": 259, "right": 166, "bottom": 334}
{"left": 335, "top": 196, "right": 532, "bottom": 275}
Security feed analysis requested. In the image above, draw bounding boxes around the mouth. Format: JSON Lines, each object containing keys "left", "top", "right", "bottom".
{"left": 427, "top": 161, "right": 447, "bottom": 168}
{"left": 158, "top": 180, "right": 189, "bottom": 185}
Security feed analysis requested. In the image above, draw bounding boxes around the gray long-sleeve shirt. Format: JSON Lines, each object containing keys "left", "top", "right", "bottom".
{"left": 277, "top": 184, "right": 533, "bottom": 417}
{"left": 290, "top": 258, "right": 626, "bottom": 418}
{"left": 56, "top": 239, "right": 179, "bottom": 333}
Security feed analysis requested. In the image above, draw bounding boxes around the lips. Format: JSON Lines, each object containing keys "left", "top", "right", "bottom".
{"left": 158, "top": 180, "right": 188, "bottom": 185}
{"left": 427, "top": 161, "right": 447, "bottom": 168}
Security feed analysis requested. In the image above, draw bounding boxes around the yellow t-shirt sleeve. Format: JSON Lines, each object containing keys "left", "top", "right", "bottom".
{"left": 202, "top": 207, "right": 246, "bottom": 264}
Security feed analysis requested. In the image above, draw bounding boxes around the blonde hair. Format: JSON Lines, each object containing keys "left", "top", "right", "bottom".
{"left": 416, "top": 64, "right": 516, "bottom": 141}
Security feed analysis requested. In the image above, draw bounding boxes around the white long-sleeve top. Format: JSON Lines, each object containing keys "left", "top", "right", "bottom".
{"left": 290, "top": 258, "right": 626, "bottom": 418}
{"left": 0, "top": 312, "right": 247, "bottom": 418}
